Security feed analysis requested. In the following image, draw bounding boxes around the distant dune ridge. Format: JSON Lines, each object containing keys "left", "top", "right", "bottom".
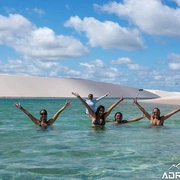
{"left": 1, "top": 74, "right": 180, "bottom": 105}
{"left": 0, "top": 74, "right": 158, "bottom": 98}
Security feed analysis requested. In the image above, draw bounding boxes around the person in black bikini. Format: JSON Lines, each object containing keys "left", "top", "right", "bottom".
{"left": 106, "top": 112, "right": 145, "bottom": 124}
{"left": 133, "top": 98, "right": 180, "bottom": 126}
{"left": 14, "top": 101, "right": 71, "bottom": 128}
{"left": 72, "top": 92, "right": 124, "bottom": 127}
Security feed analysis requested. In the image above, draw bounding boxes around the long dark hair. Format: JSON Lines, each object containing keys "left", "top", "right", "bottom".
{"left": 40, "top": 109, "right": 47, "bottom": 115}
{"left": 114, "top": 112, "right": 123, "bottom": 121}
{"left": 95, "top": 105, "right": 105, "bottom": 119}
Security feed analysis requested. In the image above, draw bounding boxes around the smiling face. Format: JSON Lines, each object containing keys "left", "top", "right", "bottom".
{"left": 152, "top": 108, "right": 160, "bottom": 119}
{"left": 115, "top": 112, "right": 123, "bottom": 123}
{"left": 96, "top": 105, "right": 105, "bottom": 118}
{"left": 98, "top": 107, "right": 104, "bottom": 116}
{"left": 88, "top": 94, "right": 93, "bottom": 100}
{"left": 40, "top": 109, "right": 47, "bottom": 121}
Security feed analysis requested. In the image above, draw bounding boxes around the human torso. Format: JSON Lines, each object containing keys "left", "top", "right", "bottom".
{"left": 85, "top": 99, "right": 97, "bottom": 114}
{"left": 39, "top": 121, "right": 49, "bottom": 128}
{"left": 92, "top": 118, "right": 105, "bottom": 126}
{"left": 150, "top": 117, "right": 164, "bottom": 126}
{"left": 86, "top": 99, "right": 97, "bottom": 110}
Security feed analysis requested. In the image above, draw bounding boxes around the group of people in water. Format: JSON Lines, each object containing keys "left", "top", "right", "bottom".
{"left": 14, "top": 92, "right": 180, "bottom": 128}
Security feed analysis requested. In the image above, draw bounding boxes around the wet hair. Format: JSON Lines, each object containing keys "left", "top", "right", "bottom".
{"left": 95, "top": 105, "right": 105, "bottom": 119}
{"left": 114, "top": 112, "right": 123, "bottom": 121}
{"left": 152, "top": 107, "right": 160, "bottom": 118}
{"left": 40, "top": 109, "right": 47, "bottom": 115}
{"left": 152, "top": 108, "right": 160, "bottom": 114}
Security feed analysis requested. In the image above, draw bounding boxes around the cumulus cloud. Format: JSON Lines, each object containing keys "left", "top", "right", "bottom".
{"left": 33, "top": 8, "right": 45, "bottom": 16}
{"left": 111, "top": 57, "right": 146, "bottom": 70}
{"left": 0, "top": 58, "right": 81, "bottom": 78}
{"left": 79, "top": 59, "right": 122, "bottom": 82}
{"left": 95, "top": 0, "right": 180, "bottom": 37}
{"left": 174, "top": 0, "right": 180, "bottom": 6}
{"left": 167, "top": 53, "right": 180, "bottom": 70}
{"left": 64, "top": 16, "right": 145, "bottom": 50}
{"left": 0, "top": 14, "right": 89, "bottom": 61}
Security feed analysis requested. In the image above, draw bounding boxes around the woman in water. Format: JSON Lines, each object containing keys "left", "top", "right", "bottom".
{"left": 14, "top": 101, "right": 71, "bottom": 128}
{"left": 106, "top": 112, "right": 145, "bottom": 124}
{"left": 133, "top": 98, "right": 180, "bottom": 126}
{"left": 72, "top": 92, "right": 123, "bottom": 127}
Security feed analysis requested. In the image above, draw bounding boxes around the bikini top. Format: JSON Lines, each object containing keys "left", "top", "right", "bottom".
{"left": 93, "top": 119, "right": 105, "bottom": 126}
{"left": 151, "top": 120, "right": 164, "bottom": 126}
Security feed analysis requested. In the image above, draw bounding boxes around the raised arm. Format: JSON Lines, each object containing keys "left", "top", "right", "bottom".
{"left": 96, "top": 92, "right": 110, "bottom": 101}
{"left": 72, "top": 92, "right": 95, "bottom": 117}
{"left": 125, "top": 114, "right": 145, "bottom": 123}
{"left": 47, "top": 101, "right": 71, "bottom": 125}
{"left": 14, "top": 102, "right": 40, "bottom": 125}
{"left": 133, "top": 98, "right": 151, "bottom": 120}
{"left": 104, "top": 96, "right": 124, "bottom": 119}
{"left": 161, "top": 107, "right": 180, "bottom": 121}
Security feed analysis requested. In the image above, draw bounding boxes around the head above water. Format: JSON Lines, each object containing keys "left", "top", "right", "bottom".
{"left": 152, "top": 107, "right": 160, "bottom": 118}
{"left": 40, "top": 109, "right": 47, "bottom": 117}
{"left": 95, "top": 105, "right": 105, "bottom": 118}
{"left": 88, "top": 94, "right": 93, "bottom": 100}
{"left": 114, "top": 112, "right": 123, "bottom": 122}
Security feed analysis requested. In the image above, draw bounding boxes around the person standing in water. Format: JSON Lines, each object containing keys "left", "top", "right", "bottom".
{"left": 14, "top": 101, "right": 71, "bottom": 128}
{"left": 133, "top": 98, "right": 180, "bottom": 126}
{"left": 84, "top": 92, "right": 110, "bottom": 114}
{"left": 72, "top": 92, "right": 123, "bottom": 127}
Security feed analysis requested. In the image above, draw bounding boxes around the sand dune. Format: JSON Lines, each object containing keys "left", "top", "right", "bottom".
{"left": 139, "top": 89, "right": 180, "bottom": 105}
{"left": 0, "top": 74, "right": 158, "bottom": 98}
{"left": 1, "top": 74, "right": 179, "bottom": 105}
{"left": 138, "top": 96, "right": 180, "bottom": 105}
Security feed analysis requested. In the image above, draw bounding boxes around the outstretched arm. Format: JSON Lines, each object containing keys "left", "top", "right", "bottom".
{"left": 133, "top": 98, "right": 151, "bottom": 120}
{"left": 161, "top": 108, "right": 180, "bottom": 121}
{"left": 104, "top": 96, "right": 124, "bottom": 119}
{"left": 47, "top": 101, "right": 71, "bottom": 125}
{"left": 125, "top": 114, "right": 145, "bottom": 123}
{"left": 14, "top": 102, "right": 40, "bottom": 125}
{"left": 96, "top": 92, "right": 110, "bottom": 101}
{"left": 72, "top": 92, "right": 96, "bottom": 117}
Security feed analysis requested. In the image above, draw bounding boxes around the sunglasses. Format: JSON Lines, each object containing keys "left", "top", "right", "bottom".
{"left": 41, "top": 113, "right": 47, "bottom": 115}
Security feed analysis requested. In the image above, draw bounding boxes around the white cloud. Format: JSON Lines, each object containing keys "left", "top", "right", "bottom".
{"left": 167, "top": 53, "right": 180, "bottom": 70}
{"left": 95, "top": 0, "right": 180, "bottom": 37}
{"left": 33, "top": 8, "right": 45, "bottom": 16}
{"left": 0, "top": 14, "right": 89, "bottom": 61}
{"left": 65, "top": 16, "right": 145, "bottom": 50}
{"left": 174, "top": 0, "right": 180, "bottom": 6}
{"left": 111, "top": 57, "right": 132, "bottom": 64}
{"left": 110, "top": 57, "right": 146, "bottom": 70}
{"left": 79, "top": 59, "right": 122, "bottom": 81}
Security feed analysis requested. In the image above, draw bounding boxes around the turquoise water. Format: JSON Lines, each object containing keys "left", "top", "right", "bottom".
{"left": 0, "top": 98, "right": 180, "bottom": 180}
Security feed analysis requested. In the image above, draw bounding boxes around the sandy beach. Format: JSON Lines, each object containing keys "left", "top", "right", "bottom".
{"left": 0, "top": 74, "right": 180, "bottom": 105}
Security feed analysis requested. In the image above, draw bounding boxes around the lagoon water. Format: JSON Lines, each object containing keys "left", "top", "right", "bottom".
{"left": 0, "top": 98, "right": 180, "bottom": 180}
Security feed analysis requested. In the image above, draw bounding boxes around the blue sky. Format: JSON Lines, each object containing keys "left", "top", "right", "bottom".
{"left": 0, "top": 0, "right": 180, "bottom": 92}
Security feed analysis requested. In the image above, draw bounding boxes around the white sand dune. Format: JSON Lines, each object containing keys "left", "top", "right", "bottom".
{"left": 0, "top": 74, "right": 158, "bottom": 98}
{"left": 1, "top": 74, "right": 179, "bottom": 105}
{"left": 140, "top": 89, "right": 180, "bottom": 105}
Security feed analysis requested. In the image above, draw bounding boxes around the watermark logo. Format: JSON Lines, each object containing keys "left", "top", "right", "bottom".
{"left": 162, "top": 163, "right": 180, "bottom": 179}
